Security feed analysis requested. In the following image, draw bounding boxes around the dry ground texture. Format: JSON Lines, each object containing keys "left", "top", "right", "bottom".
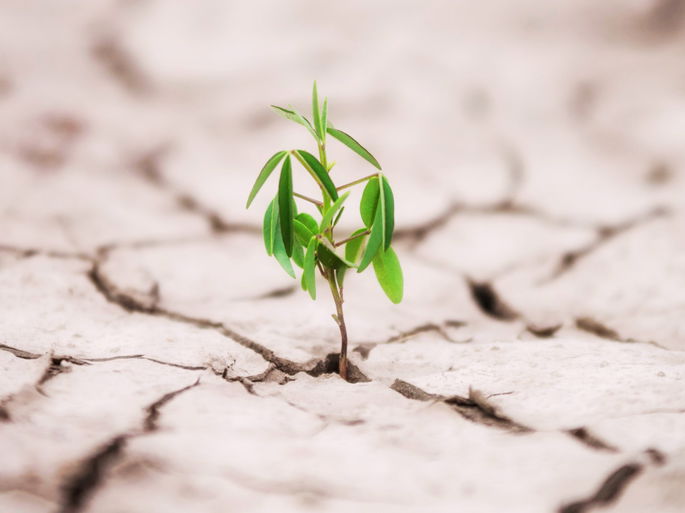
{"left": 1, "top": 1, "right": 685, "bottom": 512}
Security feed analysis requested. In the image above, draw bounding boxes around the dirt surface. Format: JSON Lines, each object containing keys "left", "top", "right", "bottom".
{"left": 1, "top": 1, "right": 685, "bottom": 512}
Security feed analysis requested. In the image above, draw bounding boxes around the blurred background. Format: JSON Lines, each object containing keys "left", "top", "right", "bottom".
{"left": 1, "top": 0, "right": 684, "bottom": 251}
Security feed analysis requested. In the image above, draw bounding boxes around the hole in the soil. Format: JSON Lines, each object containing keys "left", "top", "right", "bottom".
{"left": 467, "top": 279, "right": 518, "bottom": 321}
{"left": 307, "top": 353, "right": 370, "bottom": 384}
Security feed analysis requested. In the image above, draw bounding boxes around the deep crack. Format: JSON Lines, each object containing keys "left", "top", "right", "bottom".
{"left": 391, "top": 379, "right": 531, "bottom": 433}
{"left": 558, "top": 463, "right": 643, "bottom": 513}
{"left": 58, "top": 380, "right": 201, "bottom": 513}
{"left": 467, "top": 279, "right": 519, "bottom": 321}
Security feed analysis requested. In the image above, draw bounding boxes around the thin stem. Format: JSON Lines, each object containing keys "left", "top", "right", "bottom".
{"left": 336, "top": 173, "right": 379, "bottom": 191}
{"left": 327, "top": 271, "right": 348, "bottom": 381}
{"left": 293, "top": 192, "right": 323, "bottom": 207}
{"left": 334, "top": 229, "right": 371, "bottom": 247}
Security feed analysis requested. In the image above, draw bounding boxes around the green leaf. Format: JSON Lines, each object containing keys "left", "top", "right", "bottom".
{"left": 360, "top": 177, "right": 380, "bottom": 227}
{"left": 271, "top": 105, "right": 317, "bottom": 138}
{"left": 303, "top": 238, "right": 318, "bottom": 299}
{"left": 381, "top": 176, "right": 394, "bottom": 249}
{"left": 372, "top": 246, "right": 403, "bottom": 303}
{"left": 312, "top": 81, "right": 323, "bottom": 140}
{"left": 320, "top": 191, "right": 350, "bottom": 232}
{"left": 357, "top": 203, "right": 384, "bottom": 272}
{"left": 327, "top": 127, "right": 381, "bottom": 170}
{"left": 272, "top": 223, "right": 295, "bottom": 279}
{"left": 293, "top": 150, "right": 338, "bottom": 201}
{"left": 337, "top": 228, "right": 368, "bottom": 287}
{"left": 344, "top": 228, "right": 368, "bottom": 263}
{"left": 321, "top": 97, "right": 328, "bottom": 141}
{"left": 296, "top": 213, "right": 319, "bottom": 234}
{"left": 246, "top": 151, "right": 287, "bottom": 208}
{"left": 278, "top": 156, "right": 294, "bottom": 256}
{"left": 292, "top": 243, "right": 304, "bottom": 269}
{"left": 262, "top": 199, "right": 276, "bottom": 256}
{"left": 318, "top": 237, "right": 355, "bottom": 268}
{"left": 293, "top": 219, "right": 315, "bottom": 246}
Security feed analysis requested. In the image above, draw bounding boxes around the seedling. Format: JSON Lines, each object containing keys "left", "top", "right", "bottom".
{"left": 246, "top": 82, "right": 403, "bottom": 381}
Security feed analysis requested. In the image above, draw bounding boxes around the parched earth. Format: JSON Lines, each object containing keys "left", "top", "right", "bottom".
{"left": 1, "top": 1, "right": 685, "bottom": 512}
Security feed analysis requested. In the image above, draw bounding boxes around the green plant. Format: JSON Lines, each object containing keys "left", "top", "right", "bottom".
{"left": 246, "top": 82, "right": 403, "bottom": 381}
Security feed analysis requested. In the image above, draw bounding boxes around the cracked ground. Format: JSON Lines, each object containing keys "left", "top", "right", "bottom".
{"left": 1, "top": 1, "right": 685, "bottom": 512}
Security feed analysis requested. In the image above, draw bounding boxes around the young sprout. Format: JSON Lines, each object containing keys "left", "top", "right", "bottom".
{"left": 246, "top": 82, "right": 403, "bottom": 381}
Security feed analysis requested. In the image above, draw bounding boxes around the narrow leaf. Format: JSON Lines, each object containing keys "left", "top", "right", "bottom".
{"left": 262, "top": 199, "right": 276, "bottom": 256}
{"left": 304, "top": 238, "right": 318, "bottom": 299}
{"left": 269, "top": 196, "right": 279, "bottom": 254}
{"left": 359, "top": 177, "right": 380, "bottom": 227}
{"left": 293, "top": 219, "right": 315, "bottom": 246}
{"left": 320, "top": 98, "right": 328, "bottom": 141}
{"left": 278, "top": 156, "right": 294, "bottom": 256}
{"left": 296, "top": 213, "right": 319, "bottom": 234}
{"left": 312, "top": 81, "right": 322, "bottom": 140}
{"left": 357, "top": 203, "right": 384, "bottom": 272}
{"left": 381, "top": 176, "right": 395, "bottom": 249}
{"left": 372, "top": 246, "right": 403, "bottom": 303}
{"left": 271, "top": 105, "right": 317, "bottom": 138}
{"left": 293, "top": 150, "right": 338, "bottom": 201}
{"left": 247, "top": 151, "right": 287, "bottom": 208}
{"left": 327, "top": 127, "right": 381, "bottom": 170}
{"left": 320, "top": 191, "right": 350, "bottom": 232}
{"left": 272, "top": 224, "right": 295, "bottom": 279}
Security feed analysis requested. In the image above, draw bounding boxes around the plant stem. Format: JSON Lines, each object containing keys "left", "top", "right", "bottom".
{"left": 327, "top": 271, "right": 348, "bottom": 381}
{"left": 293, "top": 192, "right": 323, "bottom": 207}
{"left": 336, "top": 173, "right": 379, "bottom": 191}
{"left": 334, "top": 229, "right": 371, "bottom": 247}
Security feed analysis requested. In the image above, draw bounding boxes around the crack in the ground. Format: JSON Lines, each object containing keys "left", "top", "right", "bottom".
{"left": 58, "top": 379, "right": 201, "bottom": 513}
{"left": 0, "top": 244, "right": 92, "bottom": 261}
{"left": 91, "top": 35, "right": 149, "bottom": 95}
{"left": 575, "top": 317, "right": 668, "bottom": 349}
{"left": 87, "top": 251, "right": 369, "bottom": 382}
{"left": 558, "top": 463, "right": 644, "bottom": 513}
{"left": 353, "top": 320, "right": 468, "bottom": 359}
{"left": 133, "top": 147, "right": 259, "bottom": 235}
{"left": 566, "top": 428, "right": 619, "bottom": 453}
{"left": 466, "top": 278, "right": 520, "bottom": 321}
{"left": 544, "top": 207, "right": 669, "bottom": 282}
{"left": 390, "top": 379, "right": 531, "bottom": 433}
{"left": 389, "top": 379, "right": 642, "bottom": 455}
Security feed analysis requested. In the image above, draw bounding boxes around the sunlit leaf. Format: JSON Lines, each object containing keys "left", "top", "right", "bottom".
{"left": 293, "top": 219, "right": 315, "bottom": 246}
{"left": 312, "top": 81, "right": 323, "bottom": 140}
{"left": 320, "top": 191, "right": 350, "bottom": 232}
{"left": 296, "top": 213, "right": 319, "bottom": 234}
{"left": 360, "top": 177, "right": 380, "bottom": 227}
{"left": 327, "top": 127, "right": 381, "bottom": 170}
{"left": 247, "top": 151, "right": 287, "bottom": 208}
{"left": 272, "top": 225, "right": 295, "bottom": 279}
{"left": 381, "top": 176, "right": 394, "bottom": 249}
{"left": 278, "top": 156, "right": 294, "bottom": 256}
{"left": 321, "top": 97, "right": 328, "bottom": 141}
{"left": 293, "top": 150, "right": 338, "bottom": 201}
{"left": 357, "top": 202, "right": 384, "bottom": 272}
{"left": 303, "top": 238, "right": 318, "bottom": 299}
{"left": 271, "top": 105, "right": 316, "bottom": 138}
{"left": 372, "top": 246, "right": 403, "bottom": 303}
{"left": 262, "top": 199, "right": 276, "bottom": 256}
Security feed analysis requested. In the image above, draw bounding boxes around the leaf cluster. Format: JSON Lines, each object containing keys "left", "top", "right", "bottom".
{"left": 246, "top": 82, "right": 403, "bottom": 304}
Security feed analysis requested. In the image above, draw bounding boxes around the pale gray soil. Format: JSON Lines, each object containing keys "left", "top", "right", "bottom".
{"left": 1, "top": 1, "right": 685, "bottom": 512}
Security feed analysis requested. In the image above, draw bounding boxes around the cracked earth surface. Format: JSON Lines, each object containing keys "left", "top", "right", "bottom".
{"left": 2, "top": 1, "right": 685, "bottom": 512}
